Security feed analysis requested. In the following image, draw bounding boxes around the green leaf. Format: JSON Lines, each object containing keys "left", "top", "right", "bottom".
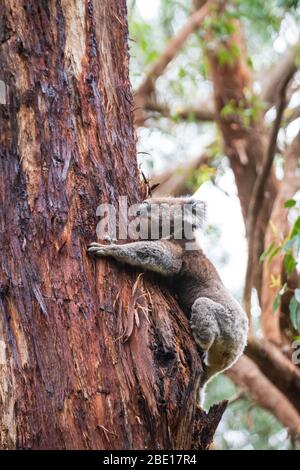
{"left": 216, "top": 47, "right": 236, "bottom": 66}
{"left": 295, "top": 288, "right": 300, "bottom": 303}
{"left": 272, "top": 293, "right": 280, "bottom": 313}
{"left": 284, "top": 199, "right": 297, "bottom": 208}
{"left": 284, "top": 253, "right": 297, "bottom": 274}
{"left": 289, "top": 296, "right": 300, "bottom": 332}
{"left": 247, "top": 56, "right": 254, "bottom": 69}
{"left": 220, "top": 101, "right": 236, "bottom": 117}
{"left": 268, "top": 246, "right": 281, "bottom": 263}
{"left": 260, "top": 242, "right": 275, "bottom": 262}
{"left": 178, "top": 66, "right": 187, "bottom": 79}
{"left": 290, "top": 216, "right": 300, "bottom": 238}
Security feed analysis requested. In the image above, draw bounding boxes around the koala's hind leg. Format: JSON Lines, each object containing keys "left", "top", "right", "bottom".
{"left": 191, "top": 296, "right": 246, "bottom": 390}
{"left": 190, "top": 298, "right": 223, "bottom": 408}
{"left": 190, "top": 297, "right": 231, "bottom": 386}
{"left": 190, "top": 297, "right": 221, "bottom": 354}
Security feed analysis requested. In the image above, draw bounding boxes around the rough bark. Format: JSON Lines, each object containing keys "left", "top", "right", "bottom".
{"left": 0, "top": 0, "right": 224, "bottom": 450}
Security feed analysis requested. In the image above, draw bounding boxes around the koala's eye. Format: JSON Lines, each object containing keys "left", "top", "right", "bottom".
{"left": 137, "top": 201, "right": 150, "bottom": 216}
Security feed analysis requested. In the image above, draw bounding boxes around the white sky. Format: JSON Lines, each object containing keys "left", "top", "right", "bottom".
{"left": 196, "top": 173, "right": 247, "bottom": 299}
{"left": 136, "top": 0, "right": 159, "bottom": 20}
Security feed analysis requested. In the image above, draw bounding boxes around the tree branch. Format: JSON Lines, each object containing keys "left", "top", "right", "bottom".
{"left": 261, "top": 46, "right": 299, "bottom": 107}
{"left": 285, "top": 104, "right": 300, "bottom": 125}
{"left": 134, "top": 1, "right": 210, "bottom": 126}
{"left": 261, "top": 130, "right": 300, "bottom": 344}
{"left": 227, "top": 356, "right": 300, "bottom": 437}
{"left": 141, "top": 100, "right": 216, "bottom": 125}
{"left": 150, "top": 153, "right": 209, "bottom": 197}
{"left": 243, "top": 67, "right": 295, "bottom": 318}
{"left": 246, "top": 338, "right": 300, "bottom": 413}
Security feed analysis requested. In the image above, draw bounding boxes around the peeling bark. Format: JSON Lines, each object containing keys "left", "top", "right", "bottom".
{"left": 0, "top": 0, "right": 224, "bottom": 450}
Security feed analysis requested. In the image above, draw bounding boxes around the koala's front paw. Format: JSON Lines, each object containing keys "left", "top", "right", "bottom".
{"left": 87, "top": 242, "right": 110, "bottom": 256}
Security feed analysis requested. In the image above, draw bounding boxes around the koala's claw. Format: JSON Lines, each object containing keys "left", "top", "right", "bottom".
{"left": 199, "top": 350, "right": 208, "bottom": 367}
{"left": 87, "top": 242, "right": 108, "bottom": 256}
{"left": 104, "top": 234, "right": 117, "bottom": 244}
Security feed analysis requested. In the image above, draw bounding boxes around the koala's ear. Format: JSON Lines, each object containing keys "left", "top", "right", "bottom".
{"left": 138, "top": 201, "right": 150, "bottom": 214}
{"left": 191, "top": 200, "right": 206, "bottom": 228}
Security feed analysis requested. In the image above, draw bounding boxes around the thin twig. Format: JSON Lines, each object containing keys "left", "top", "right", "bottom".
{"left": 143, "top": 99, "right": 215, "bottom": 124}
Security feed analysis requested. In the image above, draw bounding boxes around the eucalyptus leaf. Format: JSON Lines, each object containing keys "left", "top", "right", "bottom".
{"left": 260, "top": 242, "right": 275, "bottom": 262}
{"left": 272, "top": 293, "right": 280, "bottom": 313}
{"left": 284, "top": 253, "right": 297, "bottom": 274}
{"left": 290, "top": 296, "right": 300, "bottom": 332}
{"left": 295, "top": 288, "right": 300, "bottom": 303}
{"left": 290, "top": 217, "right": 300, "bottom": 238}
{"left": 284, "top": 199, "right": 297, "bottom": 208}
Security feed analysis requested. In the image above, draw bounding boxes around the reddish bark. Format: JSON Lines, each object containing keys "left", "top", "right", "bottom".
{"left": 0, "top": 0, "right": 224, "bottom": 450}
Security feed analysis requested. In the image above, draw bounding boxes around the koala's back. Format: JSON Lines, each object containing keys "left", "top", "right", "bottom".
{"left": 170, "top": 241, "right": 248, "bottom": 384}
{"left": 172, "top": 244, "right": 225, "bottom": 315}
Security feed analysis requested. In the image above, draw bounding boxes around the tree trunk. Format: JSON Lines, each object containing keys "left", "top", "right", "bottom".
{"left": 0, "top": 0, "right": 224, "bottom": 450}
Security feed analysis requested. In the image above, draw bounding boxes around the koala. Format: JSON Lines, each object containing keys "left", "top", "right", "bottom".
{"left": 88, "top": 197, "right": 248, "bottom": 401}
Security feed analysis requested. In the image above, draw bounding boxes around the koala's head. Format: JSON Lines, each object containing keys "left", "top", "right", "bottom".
{"left": 137, "top": 196, "right": 206, "bottom": 240}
